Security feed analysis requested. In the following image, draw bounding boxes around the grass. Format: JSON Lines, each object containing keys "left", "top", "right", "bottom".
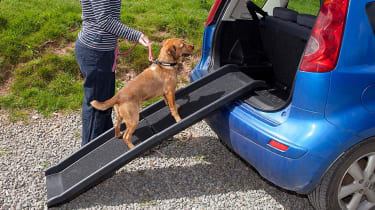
{"left": 0, "top": 0, "right": 81, "bottom": 65}
{"left": 121, "top": 0, "right": 213, "bottom": 41}
{"left": 142, "top": 97, "right": 163, "bottom": 108}
{"left": 288, "top": 0, "right": 320, "bottom": 15}
{"left": 116, "top": 0, "right": 216, "bottom": 72}
{"left": 0, "top": 54, "right": 83, "bottom": 116}
{"left": 0, "top": 0, "right": 319, "bottom": 119}
{"left": 0, "top": 0, "right": 214, "bottom": 118}
{"left": 253, "top": 0, "right": 320, "bottom": 15}
{"left": 0, "top": 146, "right": 11, "bottom": 156}
{"left": 42, "top": 161, "right": 51, "bottom": 169}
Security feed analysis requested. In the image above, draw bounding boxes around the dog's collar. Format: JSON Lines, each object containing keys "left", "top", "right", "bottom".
{"left": 152, "top": 59, "right": 177, "bottom": 67}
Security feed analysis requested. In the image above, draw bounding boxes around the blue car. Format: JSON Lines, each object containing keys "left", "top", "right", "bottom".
{"left": 191, "top": 0, "right": 375, "bottom": 209}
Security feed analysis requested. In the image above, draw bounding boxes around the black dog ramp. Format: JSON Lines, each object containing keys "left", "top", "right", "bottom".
{"left": 45, "top": 64, "right": 265, "bottom": 207}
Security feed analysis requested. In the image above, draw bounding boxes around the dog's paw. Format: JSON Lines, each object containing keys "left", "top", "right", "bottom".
{"left": 127, "top": 143, "right": 135, "bottom": 149}
{"left": 115, "top": 132, "right": 123, "bottom": 138}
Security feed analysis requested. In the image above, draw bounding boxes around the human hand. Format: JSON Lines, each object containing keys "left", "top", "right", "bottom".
{"left": 138, "top": 34, "right": 150, "bottom": 47}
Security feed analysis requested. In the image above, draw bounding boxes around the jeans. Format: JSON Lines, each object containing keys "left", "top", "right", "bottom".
{"left": 75, "top": 40, "right": 116, "bottom": 146}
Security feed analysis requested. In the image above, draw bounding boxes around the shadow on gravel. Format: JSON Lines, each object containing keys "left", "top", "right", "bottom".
{"left": 55, "top": 136, "right": 313, "bottom": 209}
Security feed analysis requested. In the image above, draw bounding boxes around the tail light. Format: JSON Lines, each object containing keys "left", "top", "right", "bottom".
{"left": 206, "top": 0, "right": 222, "bottom": 27}
{"left": 299, "top": 0, "right": 350, "bottom": 73}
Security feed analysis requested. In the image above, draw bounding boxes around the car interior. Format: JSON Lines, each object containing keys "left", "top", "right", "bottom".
{"left": 212, "top": 0, "right": 322, "bottom": 111}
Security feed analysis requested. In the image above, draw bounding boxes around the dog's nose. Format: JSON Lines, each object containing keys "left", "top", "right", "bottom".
{"left": 192, "top": 45, "right": 195, "bottom": 50}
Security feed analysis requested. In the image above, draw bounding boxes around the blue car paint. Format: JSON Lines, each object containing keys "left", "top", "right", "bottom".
{"left": 362, "top": 84, "right": 375, "bottom": 113}
{"left": 190, "top": 25, "right": 215, "bottom": 80}
{"left": 325, "top": 0, "right": 375, "bottom": 141}
{"left": 191, "top": 0, "right": 375, "bottom": 194}
{"left": 206, "top": 101, "right": 361, "bottom": 193}
{"left": 292, "top": 71, "right": 331, "bottom": 114}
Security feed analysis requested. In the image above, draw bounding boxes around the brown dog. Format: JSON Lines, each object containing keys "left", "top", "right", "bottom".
{"left": 90, "top": 38, "right": 194, "bottom": 149}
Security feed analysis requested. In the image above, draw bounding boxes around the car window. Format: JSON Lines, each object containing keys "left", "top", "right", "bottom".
{"left": 287, "top": 0, "right": 320, "bottom": 15}
{"left": 253, "top": 0, "right": 267, "bottom": 8}
{"left": 366, "top": 2, "right": 375, "bottom": 35}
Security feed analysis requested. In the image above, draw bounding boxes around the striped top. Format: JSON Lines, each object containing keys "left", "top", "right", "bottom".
{"left": 78, "top": 0, "right": 143, "bottom": 51}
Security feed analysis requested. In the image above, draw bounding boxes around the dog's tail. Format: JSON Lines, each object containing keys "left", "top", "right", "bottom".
{"left": 90, "top": 95, "right": 118, "bottom": 111}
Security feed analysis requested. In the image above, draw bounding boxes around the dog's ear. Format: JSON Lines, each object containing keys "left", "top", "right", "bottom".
{"left": 168, "top": 45, "right": 177, "bottom": 59}
{"left": 162, "top": 39, "right": 169, "bottom": 47}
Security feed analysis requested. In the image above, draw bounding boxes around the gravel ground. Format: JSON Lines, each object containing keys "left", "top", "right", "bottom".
{"left": 0, "top": 111, "right": 314, "bottom": 209}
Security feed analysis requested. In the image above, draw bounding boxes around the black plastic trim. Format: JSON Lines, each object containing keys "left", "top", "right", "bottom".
{"left": 366, "top": 2, "right": 375, "bottom": 35}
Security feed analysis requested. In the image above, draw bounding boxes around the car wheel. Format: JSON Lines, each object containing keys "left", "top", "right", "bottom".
{"left": 309, "top": 138, "right": 375, "bottom": 210}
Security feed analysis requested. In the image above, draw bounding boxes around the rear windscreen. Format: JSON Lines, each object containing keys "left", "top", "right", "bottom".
{"left": 366, "top": 2, "right": 375, "bottom": 34}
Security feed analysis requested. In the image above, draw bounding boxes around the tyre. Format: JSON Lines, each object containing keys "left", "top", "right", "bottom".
{"left": 308, "top": 138, "right": 375, "bottom": 210}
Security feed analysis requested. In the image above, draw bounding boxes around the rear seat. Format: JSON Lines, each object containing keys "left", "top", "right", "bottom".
{"left": 265, "top": 7, "right": 316, "bottom": 41}
{"left": 259, "top": 7, "right": 316, "bottom": 91}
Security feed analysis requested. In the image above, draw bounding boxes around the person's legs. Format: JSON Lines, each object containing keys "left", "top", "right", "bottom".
{"left": 75, "top": 40, "right": 115, "bottom": 146}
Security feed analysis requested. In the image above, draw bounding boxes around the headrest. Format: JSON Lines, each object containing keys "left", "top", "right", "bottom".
{"left": 297, "top": 14, "right": 317, "bottom": 28}
{"left": 273, "top": 7, "right": 298, "bottom": 22}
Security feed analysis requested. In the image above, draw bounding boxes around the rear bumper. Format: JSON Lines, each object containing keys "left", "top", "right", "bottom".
{"left": 205, "top": 101, "right": 356, "bottom": 193}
